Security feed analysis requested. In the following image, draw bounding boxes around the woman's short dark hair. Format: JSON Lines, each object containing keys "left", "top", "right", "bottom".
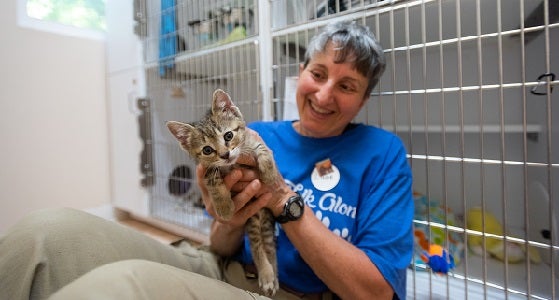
{"left": 303, "top": 21, "right": 386, "bottom": 97}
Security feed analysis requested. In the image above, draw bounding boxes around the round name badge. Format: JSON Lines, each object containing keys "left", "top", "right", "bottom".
{"left": 311, "top": 159, "right": 340, "bottom": 191}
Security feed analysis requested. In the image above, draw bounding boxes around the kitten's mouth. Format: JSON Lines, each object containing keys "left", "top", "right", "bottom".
{"left": 223, "top": 148, "right": 240, "bottom": 164}
{"left": 225, "top": 157, "right": 237, "bottom": 164}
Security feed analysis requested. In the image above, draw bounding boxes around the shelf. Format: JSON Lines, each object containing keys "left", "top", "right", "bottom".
{"left": 145, "top": 36, "right": 258, "bottom": 69}
{"left": 390, "top": 124, "right": 541, "bottom": 133}
{"left": 386, "top": 124, "right": 542, "bottom": 141}
{"left": 145, "top": 37, "right": 259, "bottom": 82}
{"left": 388, "top": 124, "right": 543, "bottom": 142}
{"left": 174, "top": 36, "right": 258, "bottom": 63}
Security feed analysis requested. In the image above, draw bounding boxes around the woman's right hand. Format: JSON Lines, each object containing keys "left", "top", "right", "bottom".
{"left": 196, "top": 163, "right": 272, "bottom": 229}
{"left": 197, "top": 162, "right": 272, "bottom": 256}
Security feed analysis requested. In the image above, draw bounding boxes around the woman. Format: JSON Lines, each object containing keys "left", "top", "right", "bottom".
{"left": 206, "top": 21, "right": 412, "bottom": 299}
{"left": 0, "top": 21, "right": 412, "bottom": 300}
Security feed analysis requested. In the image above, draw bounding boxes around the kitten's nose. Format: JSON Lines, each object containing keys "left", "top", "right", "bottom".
{"left": 220, "top": 152, "right": 230, "bottom": 160}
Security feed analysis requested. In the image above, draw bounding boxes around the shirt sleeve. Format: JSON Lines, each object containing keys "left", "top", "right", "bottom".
{"left": 353, "top": 136, "right": 414, "bottom": 300}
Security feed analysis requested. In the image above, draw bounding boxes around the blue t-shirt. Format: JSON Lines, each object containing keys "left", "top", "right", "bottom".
{"left": 235, "top": 121, "right": 413, "bottom": 299}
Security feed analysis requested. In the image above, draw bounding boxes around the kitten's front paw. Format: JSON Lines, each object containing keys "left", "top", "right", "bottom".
{"left": 258, "top": 162, "right": 279, "bottom": 186}
{"left": 213, "top": 195, "right": 235, "bottom": 221}
{"left": 260, "top": 172, "right": 278, "bottom": 187}
{"left": 215, "top": 205, "right": 235, "bottom": 221}
{"left": 258, "top": 270, "right": 279, "bottom": 297}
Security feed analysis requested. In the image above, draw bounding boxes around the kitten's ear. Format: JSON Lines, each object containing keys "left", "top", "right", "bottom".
{"left": 166, "top": 121, "right": 194, "bottom": 144}
{"left": 212, "top": 89, "right": 234, "bottom": 111}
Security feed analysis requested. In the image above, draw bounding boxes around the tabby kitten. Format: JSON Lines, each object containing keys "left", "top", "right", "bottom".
{"left": 166, "top": 89, "right": 279, "bottom": 296}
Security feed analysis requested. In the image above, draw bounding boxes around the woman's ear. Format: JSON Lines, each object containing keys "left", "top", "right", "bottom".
{"left": 299, "top": 63, "right": 304, "bottom": 74}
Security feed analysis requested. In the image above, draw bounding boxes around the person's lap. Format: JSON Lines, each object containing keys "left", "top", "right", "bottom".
{"left": 49, "top": 259, "right": 268, "bottom": 300}
{"left": 1, "top": 208, "right": 327, "bottom": 299}
{"left": 0, "top": 208, "right": 220, "bottom": 299}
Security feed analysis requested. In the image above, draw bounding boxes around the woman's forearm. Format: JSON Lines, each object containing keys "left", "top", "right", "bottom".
{"left": 209, "top": 220, "right": 245, "bottom": 257}
{"left": 282, "top": 206, "right": 393, "bottom": 299}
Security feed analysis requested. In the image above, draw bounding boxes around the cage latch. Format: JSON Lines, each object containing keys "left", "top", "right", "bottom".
{"left": 138, "top": 98, "right": 154, "bottom": 187}
{"left": 530, "top": 73, "right": 555, "bottom": 96}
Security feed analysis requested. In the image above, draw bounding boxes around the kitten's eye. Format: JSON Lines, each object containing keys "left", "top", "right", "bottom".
{"left": 202, "top": 146, "right": 214, "bottom": 155}
{"left": 223, "top": 131, "right": 234, "bottom": 142}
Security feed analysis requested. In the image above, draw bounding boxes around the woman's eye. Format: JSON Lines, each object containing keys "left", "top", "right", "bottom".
{"left": 202, "top": 146, "right": 214, "bottom": 155}
{"left": 224, "top": 131, "right": 233, "bottom": 142}
{"left": 310, "top": 70, "right": 324, "bottom": 80}
{"left": 340, "top": 84, "right": 356, "bottom": 93}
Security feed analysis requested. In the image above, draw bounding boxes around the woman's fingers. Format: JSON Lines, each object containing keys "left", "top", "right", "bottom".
{"left": 228, "top": 169, "right": 260, "bottom": 193}
{"left": 233, "top": 179, "right": 261, "bottom": 209}
{"left": 236, "top": 192, "right": 272, "bottom": 221}
{"left": 196, "top": 162, "right": 272, "bottom": 224}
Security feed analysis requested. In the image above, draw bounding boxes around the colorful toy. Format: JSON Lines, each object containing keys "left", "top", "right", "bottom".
{"left": 412, "top": 192, "right": 464, "bottom": 271}
{"left": 420, "top": 243, "right": 455, "bottom": 274}
{"left": 415, "top": 230, "right": 455, "bottom": 274}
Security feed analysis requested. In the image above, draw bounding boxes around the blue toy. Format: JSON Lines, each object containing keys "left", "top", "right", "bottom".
{"left": 420, "top": 243, "right": 455, "bottom": 274}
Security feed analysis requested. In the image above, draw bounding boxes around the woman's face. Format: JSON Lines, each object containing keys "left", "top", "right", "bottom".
{"left": 295, "top": 43, "right": 369, "bottom": 138}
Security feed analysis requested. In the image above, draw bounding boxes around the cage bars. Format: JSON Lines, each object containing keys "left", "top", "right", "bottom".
{"left": 140, "top": 0, "right": 559, "bottom": 298}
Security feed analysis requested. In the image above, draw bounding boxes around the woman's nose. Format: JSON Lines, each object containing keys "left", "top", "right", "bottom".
{"left": 315, "top": 81, "right": 334, "bottom": 105}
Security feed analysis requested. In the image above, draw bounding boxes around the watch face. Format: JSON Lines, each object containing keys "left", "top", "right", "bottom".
{"left": 287, "top": 196, "right": 304, "bottom": 219}
{"left": 276, "top": 195, "right": 304, "bottom": 223}
{"left": 288, "top": 202, "right": 302, "bottom": 216}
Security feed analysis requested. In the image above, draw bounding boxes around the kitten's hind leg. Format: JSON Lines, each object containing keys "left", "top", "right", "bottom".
{"left": 246, "top": 210, "right": 278, "bottom": 296}
{"left": 261, "top": 209, "right": 278, "bottom": 288}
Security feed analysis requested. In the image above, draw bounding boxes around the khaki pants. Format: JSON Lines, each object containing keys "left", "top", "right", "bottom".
{"left": 0, "top": 208, "right": 328, "bottom": 300}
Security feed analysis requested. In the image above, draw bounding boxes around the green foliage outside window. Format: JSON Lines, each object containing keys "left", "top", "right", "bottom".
{"left": 27, "top": 0, "right": 106, "bottom": 31}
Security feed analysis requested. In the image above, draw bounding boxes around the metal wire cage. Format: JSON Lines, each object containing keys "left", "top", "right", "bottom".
{"left": 140, "top": 0, "right": 558, "bottom": 298}
{"left": 141, "top": 0, "right": 261, "bottom": 239}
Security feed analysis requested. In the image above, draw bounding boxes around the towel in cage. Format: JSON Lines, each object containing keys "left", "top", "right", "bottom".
{"left": 412, "top": 192, "right": 464, "bottom": 271}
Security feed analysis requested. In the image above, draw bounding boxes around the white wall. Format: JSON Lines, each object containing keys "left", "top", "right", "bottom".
{"left": 0, "top": 1, "right": 110, "bottom": 233}
{"left": 104, "top": 0, "right": 149, "bottom": 217}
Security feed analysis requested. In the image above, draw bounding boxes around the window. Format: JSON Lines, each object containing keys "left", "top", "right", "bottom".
{"left": 18, "top": 0, "right": 106, "bottom": 40}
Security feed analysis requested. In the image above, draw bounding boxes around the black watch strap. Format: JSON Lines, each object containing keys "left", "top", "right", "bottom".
{"left": 275, "top": 194, "right": 304, "bottom": 224}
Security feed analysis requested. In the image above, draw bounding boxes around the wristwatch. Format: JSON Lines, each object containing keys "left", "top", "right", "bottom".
{"left": 275, "top": 194, "right": 305, "bottom": 224}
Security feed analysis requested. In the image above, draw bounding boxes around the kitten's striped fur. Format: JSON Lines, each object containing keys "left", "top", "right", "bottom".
{"left": 167, "top": 89, "right": 279, "bottom": 296}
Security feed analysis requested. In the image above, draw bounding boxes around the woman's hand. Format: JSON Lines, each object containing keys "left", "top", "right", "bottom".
{"left": 197, "top": 154, "right": 273, "bottom": 256}
{"left": 241, "top": 129, "right": 296, "bottom": 217}
{"left": 196, "top": 128, "right": 294, "bottom": 255}
{"left": 197, "top": 164, "right": 271, "bottom": 228}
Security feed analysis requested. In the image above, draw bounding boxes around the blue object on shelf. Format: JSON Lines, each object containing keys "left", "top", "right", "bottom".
{"left": 159, "top": 0, "right": 177, "bottom": 77}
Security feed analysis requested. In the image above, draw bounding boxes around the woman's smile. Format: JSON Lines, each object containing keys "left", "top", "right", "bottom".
{"left": 308, "top": 100, "right": 334, "bottom": 116}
